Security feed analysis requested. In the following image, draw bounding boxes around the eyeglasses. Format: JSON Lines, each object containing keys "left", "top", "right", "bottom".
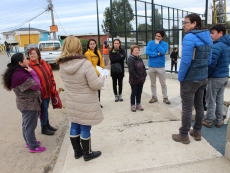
{"left": 155, "top": 35, "right": 162, "bottom": 38}
{"left": 29, "top": 53, "right": 37, "bottom": 55}
{"left": 182, "top": 21, "right": 191, "bottom": 25}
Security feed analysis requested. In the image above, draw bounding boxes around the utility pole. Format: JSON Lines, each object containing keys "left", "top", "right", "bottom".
{"left": 96, "top": 0, "right": 100, "bottom": 48}
{"left": 49, "top": 0, "right": 57, "bottom": 40}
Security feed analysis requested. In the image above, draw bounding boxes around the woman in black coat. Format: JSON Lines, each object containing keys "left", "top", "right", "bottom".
{"left": 128, "top": 45, "right": 147, "bottom": 112}
{"left": 109, "top": 39, "right": 125, "bottom": 102}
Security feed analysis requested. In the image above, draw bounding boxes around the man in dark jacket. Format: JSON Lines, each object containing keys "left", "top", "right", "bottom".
{"left": 170, "top": 48, "right": 178, "bottom": 73}
{"left": 203, "top": 24, "right": 230, "bottom": 128}
{"left": 6, "top": 45, "right": 11, "bottom": 57}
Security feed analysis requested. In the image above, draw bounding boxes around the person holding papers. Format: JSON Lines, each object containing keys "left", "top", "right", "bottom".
{"left": 56, "top": 36, "right": 105, "bottom": 162}
{"left": 85, "top": 39, "right": 105, "bottom": 108}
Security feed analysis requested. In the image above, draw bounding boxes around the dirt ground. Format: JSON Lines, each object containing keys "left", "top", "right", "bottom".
{"left": 0, "top": 54, "right": 68, "bottom": 173}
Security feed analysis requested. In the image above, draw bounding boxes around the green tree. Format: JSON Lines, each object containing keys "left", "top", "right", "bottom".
{"left": 216, "top": 1, "right": 225, "bottom": 23}
{"left": 80, "top": 39, "right": 89, "bottom": 55}
{"left": 154, "top": 9, "right": 163, "bottom": 30}
{"left": 171, "top": 25, "right": 179, "bottom": 45}
{"left": 101, "top": 0, "right": 134, "bottom": 37}
{"left": 136, "top": 23, "right": 152, "bottom": 42}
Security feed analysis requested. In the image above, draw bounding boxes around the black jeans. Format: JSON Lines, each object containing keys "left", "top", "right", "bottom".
{"left": 171, "top": 60, "right": 177, "bottom": 72}
{"left": 180, "top": 79, "right": 207, "bottom": 137}
{"left": 112, "top": 76, "right": 123, "bottom": 95}
{"left": 130, "top": 85, "right": 143, "bottom": 106}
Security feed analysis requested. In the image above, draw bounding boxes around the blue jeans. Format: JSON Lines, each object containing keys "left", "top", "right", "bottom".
{"left": 7, "top": 51, "right": 11, "bottom": 57}
{"left": 70, "top": 122, "right": 91, "bottom": 139}
{"left": 130, "top": 85, "right": 143, "bottom": 106}
{"left": 205, "top": 77, "right": 228, "bottom": 124}
{"left": 40, "top": 97, "right": 50, "bottom": 125}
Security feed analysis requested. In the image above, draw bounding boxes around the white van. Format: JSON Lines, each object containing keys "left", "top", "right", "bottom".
{"left": 38, "top": 40, "right": 62, "bottom": 64}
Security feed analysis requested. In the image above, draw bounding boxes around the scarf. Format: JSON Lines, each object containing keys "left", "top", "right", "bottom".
{"left": 112, "top": 49, "right": 119, "bottom": 54}
{"left": 11, "top": 67, "right": 32, "bottom": 88}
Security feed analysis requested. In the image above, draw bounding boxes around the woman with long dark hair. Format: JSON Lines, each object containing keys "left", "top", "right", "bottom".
{"left": 172, "top": 13, "right": 213, "bottom": 144}
{"left": 109, "top": 39, "right": 125, "bottom": 102}
{"left": 2, "top": 53, "right": 46, "bottom": 153}
{"left": 85, "top": 39, "right": 105, "bottom": 108}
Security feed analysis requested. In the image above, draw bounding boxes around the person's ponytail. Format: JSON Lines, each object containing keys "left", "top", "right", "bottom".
{"left": 2, "top": 53, "right": 24, "bottom": 91}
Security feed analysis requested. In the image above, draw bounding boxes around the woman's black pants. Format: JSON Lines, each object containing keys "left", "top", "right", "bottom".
{"left": 112, "top": 75, "right": 123, "bottom": 95}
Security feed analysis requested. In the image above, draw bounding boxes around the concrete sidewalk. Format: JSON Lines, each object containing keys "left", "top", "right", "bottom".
{"left": 53, "top": 71, "right": 230, "bottom": 173}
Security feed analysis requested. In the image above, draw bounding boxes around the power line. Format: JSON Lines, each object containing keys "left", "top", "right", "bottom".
{"left": 2, "top": 9, "right": 49, "bottom": 32}
{"left": 0, "top": 5, "right": 48, "bottom": 25}
{"left": 34, "top": 11, "right": 50, "bottom": 29}
{"left": 0, "top": 1, "right": 47, "bottom": 20}
{"left": 53, "top": 8, "right": 67, "bottom": 35}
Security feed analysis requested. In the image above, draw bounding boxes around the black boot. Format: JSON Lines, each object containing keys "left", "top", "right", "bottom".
{"left": 41, "top": 125, "right": 55, "bottom": 135}
{"left": 47, "top": 120, "right": 57, "bottom": 131}
{"left": 81, "top": 136, "right": 101, "bottom": 161}
{"left": 70, "top": 135, "right": 83, "bottom": 159}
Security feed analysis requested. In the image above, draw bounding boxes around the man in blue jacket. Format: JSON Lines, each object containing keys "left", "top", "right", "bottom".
{"left": 146, "top": 30, "right": 170, "bottom": 104}
{"left": 203, "top": 24, "right": 230, "bottom": 128}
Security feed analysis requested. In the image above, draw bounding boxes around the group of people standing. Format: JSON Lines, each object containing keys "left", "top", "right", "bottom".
{"left": 172, "top": 13, "right": 230, "bottom": 144}
{"left": 2, "top": 12, "right": 229, "bottom": 162}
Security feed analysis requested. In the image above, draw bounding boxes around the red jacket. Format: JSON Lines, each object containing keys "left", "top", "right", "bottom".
{"left": 29, "top": 59, "right": 55, "bottom": 99}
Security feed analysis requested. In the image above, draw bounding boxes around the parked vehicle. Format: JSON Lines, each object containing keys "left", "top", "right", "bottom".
{"left": 38, "top": 41, "right": 62, "bottom": 64}
{"left": 25, "top": 44, "right": 38, "bottom": 59}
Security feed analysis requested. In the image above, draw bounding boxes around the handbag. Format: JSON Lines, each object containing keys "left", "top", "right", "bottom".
{"left": 111, "top": 63, "right": 122, "bottom": 75}
{"left": 51, "top": 84, "right": 63, "bottom": 109}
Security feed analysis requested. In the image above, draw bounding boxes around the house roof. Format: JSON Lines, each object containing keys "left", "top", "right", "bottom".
{"left": 5, "top": 40, "right": 19, "bottom": 44}
{"left": 58, "top": 33, "right": 109, "bottom": 37}
{"left": 14, "top": 31, "right": 40, "bottom": 35}
{"left": 2, "top": 27, "right": 50, "bottom": 35}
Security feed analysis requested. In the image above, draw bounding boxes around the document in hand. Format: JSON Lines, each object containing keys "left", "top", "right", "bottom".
{"left": 96, "top": 66, "right": 109, "bottom": 80}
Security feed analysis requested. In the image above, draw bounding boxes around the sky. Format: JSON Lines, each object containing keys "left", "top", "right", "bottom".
{"left": 0, "top": 0, "right": 229, "bottom": 40}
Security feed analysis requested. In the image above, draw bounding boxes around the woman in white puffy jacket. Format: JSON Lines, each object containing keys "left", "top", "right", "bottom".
{"left": 56, "top": 36, "right": 105, "bottom": 162}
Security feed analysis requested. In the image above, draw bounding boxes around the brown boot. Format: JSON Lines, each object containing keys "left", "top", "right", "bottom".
{"left": 163, "top": 98, "right": 171, "bottom": 104}
{"left": 202, "top": 119, "right": 212, "bottom": 128}
{"left": 215, "top": 120, "right": 224, "bottom": 128}
{"left": 172, "top": 134, "right": 190, "bottom": 144}
{"left": 189, "top": 129, "right": 201, "bottom": 141}
{"left": 149, "top": 97, "right": 158, "bottom": 103}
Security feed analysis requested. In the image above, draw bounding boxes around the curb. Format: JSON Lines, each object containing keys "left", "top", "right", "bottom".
{"left": 52, "top": 123, "right": 70, "bottom": 173}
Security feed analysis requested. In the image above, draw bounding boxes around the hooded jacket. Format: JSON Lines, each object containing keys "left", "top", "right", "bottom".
{"left": 208, "top": 34, "right": 230, "bottom": 78}
{"left": 178, "top": 29, "right": 213, "bottom": 82}
{"left": 85, "top": 49, "right": 105, "bottom": 76}
{"left": 58, "top": 55, "right": 104, "bottom": 126}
